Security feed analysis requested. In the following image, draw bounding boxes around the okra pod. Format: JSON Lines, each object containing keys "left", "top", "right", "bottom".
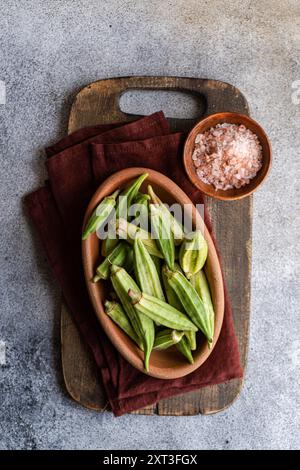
{"left": 102, "top": 173, "right": 149, "bottom": 255}
{"left": 128, "top": 290, "right": 198, "bottom": 332}
{"left": 82, "top": 189, "right": 119, "bottom": 240}
{"left": 164, "top": 266, "right": 213, "bottom": 344}
{"left": 110, "top": 265, "right": 154, "bottom": 371}
{"left": 104, "top": 300, "right": 143, "bottom": 350}
{"left": 153, "top": 329, "right": 184, "bottom": 350}
{"left": 101, "top": 236, "right": 118, "bottom": 257}
{"left": 161, "top": 264, "right": 183, "bottom": 311}
{"left": 185, "top": 331, "right": 197, "bottom": 351}
{"left": 133, "top": 191, "right": 146, "bottom": 203}
{"left": 190, "top": 270, "right": 215, "bottom": 348}
{"left": 134, "top": 238, "right": 165, "bottom": 301}
{"left": 116, "top": 218, "right": 163, "bottom": 258}
{"left": 149, "top": 203, "right": 175, "bottom": 270}
{"left": 124, "top": 247, "right": 134, "bottom": 273}
{"left": 151, "top": 255, "right": 161, "bottom": 280}
{"left": 148, "top": 185, "right": 184, "bottom": 245}
{"left": 131, "top": 193, "right": 150, "bottom": 231}
{"left": 118, "top": 173, "right": 149, "bottom": 215}
{"left": 93, "top": 242, "right": 129, "bottom": 282}
{"left": 179, "top": 230, "right": 208, "bottom": 278}
{"left": 176, "top": 336, "right": 194, "bottom": 364}
{"left": 162, "top": 264, "right": 195, "bottom": 348}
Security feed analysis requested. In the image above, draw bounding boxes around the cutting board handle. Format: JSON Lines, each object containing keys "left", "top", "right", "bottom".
{"left": 117, "top": 79, "right": 207, "bottom": 129}
{"left": 69, "top": 76, "right": 249, "bottom": 133}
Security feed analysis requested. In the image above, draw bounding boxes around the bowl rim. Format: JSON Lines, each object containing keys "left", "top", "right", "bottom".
{"left": 183, "top": 112, "right": 272, "bottom": 201}
{"left": 82, "top": 167, "right": 225, "bottom": 379}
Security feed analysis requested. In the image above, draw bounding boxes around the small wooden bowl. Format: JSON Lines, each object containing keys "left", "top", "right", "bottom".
{"left": 183, "top": 112, "right": 272, "bottom": 201}
{"left": 82, "top": 168, "right": 224, "bottom": 379}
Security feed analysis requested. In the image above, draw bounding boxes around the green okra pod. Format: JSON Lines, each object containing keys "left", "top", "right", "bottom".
{"left": 93, "top": 242, "right": 129, "bottom": 282}
{"left": 128, "top": 290, "right": 198, "bottom": 332}
{"left": 148, "top": 185, "right": 184, "bottom": 245}
{"left": 149, "top": 203, "right": 175, "bottom": 270}
{"left": 131, "top": 193, "right": 150, "bottom": 230}
{"left": 82, "top": 189, "right": 119, "bottom": 240}
{"left": 161, "top": 264, "right": 183, "bottom": 311}
{"left": 153, "top": 329, "right": 184, "bottom": 350}
{"left": 124, "top": 246, "right": 134, "bottom": 273}
{"left": 179, "top": 230, "right": 208, "bottom": 278}
{"left": 134, "top": 193, "right": 150, "bottom": 203}
{"left": 151, "top": 255, "right": 161, "bottom": 280}
{"left": 116, "top": 218, "right": 163, "bottom": 258}
{"left": 118, "top": 173, "right": 149, "bottom": 213}
{"left": 132, "top": 191, "right": 145, "bottom": 203}
{"left": 164, "top": 266, "right": 213, "bottom": 345}
{"left": 102, "top": 173, "right": 149, "bottom": 255}
{"left": 190, "top": 270, "right": 215, "bottom": 348}
{"left": 110, "top": 265, "right": 154, "bottom": 371}
{"left": 101, "top": 235, "right": 118, "bottom": 257}
{"left": 104, "top": 300, "right": 143, "bottom": 350}
{"left": 162, "top": 264, "right": 196, "bottom": 349}
{"left": 184, "top": 331, "right": 197, "bottom": 351}
{"left": 176, "top": 336, "right": 194, "bottom": 364}
{"left": 134, "top": 237, "right": 165, "bottom": 301}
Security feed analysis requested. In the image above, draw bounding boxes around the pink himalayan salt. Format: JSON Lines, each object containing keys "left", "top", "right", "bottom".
{"left": 192, "top": 123, "right": 263, "bottom": 190}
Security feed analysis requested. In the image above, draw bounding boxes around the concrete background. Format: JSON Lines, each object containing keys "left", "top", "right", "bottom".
{"left": 0, "top": 0, "right": 299, "bottom": 450}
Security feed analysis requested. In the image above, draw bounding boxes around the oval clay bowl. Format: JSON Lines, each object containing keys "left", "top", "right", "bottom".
{"left": 183, "top": 112, "right": 272, "bottom": 201}
{"left": 82, "top": 168, "right": 224, "bottom": 379}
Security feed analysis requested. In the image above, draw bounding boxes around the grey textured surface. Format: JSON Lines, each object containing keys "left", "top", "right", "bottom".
{"left": 0, "top": 0, "right": 299, "bottom": 450}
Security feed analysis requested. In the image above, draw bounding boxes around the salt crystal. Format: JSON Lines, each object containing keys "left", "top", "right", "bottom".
{"left": 192, "top": 123, "right": 263, "bottom": 190}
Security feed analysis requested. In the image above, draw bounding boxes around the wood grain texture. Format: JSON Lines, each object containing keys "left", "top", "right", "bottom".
{"left": 61, "top": 303, "right": 108, "bottom": 411}
{"left": 62, "top": 76, "right": 251, "bottom": 415}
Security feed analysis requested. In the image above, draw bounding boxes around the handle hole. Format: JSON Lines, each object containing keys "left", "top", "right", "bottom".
{"left": 119, "top": 89, "right": 206, "bottom": 120}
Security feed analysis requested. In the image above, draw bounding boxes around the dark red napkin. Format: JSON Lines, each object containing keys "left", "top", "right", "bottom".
{"left": 45, "top": 123, "right": 121, "bottom": 157}
{"left": 25, "top": 112, "right": 243, "bottom": 416}
{"left": 46, "top": 112, "right": 169, "bottom": 237}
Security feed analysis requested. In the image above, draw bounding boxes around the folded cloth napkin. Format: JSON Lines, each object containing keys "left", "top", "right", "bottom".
{"left": 25, "top": 112, "right": 243, "bottom": 416}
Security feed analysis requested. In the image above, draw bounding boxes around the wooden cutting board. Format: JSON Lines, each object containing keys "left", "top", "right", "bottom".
{"left": 61, "top": 76, "right": 251, "bottom": 415}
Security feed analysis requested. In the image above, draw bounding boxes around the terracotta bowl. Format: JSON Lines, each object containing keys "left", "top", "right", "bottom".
{"left": 82, "top": 168, "right": 224, "bottom": 379}
{"left": 183, "top": 112, "right": 272, "bottom": 201}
